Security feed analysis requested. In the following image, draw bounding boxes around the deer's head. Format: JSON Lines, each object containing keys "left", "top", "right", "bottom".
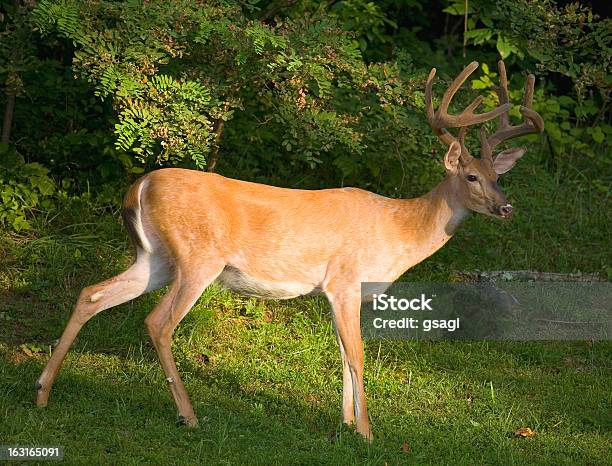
{"left": 426, "top": 61, "right": 544, "bottom": 219}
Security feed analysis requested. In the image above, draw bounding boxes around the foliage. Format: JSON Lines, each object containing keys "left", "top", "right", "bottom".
{"left": 114, "top": 75, "right": 218, "bottom": 169}
{"left": 31, "top": 0, "right": 233, "bottom": 169}
{"left": 327, "top": 0, "right": 398, "bottom": 54}
{"left": 0, "top": 0, "right": 608, "bottom": 221}
{"left": 443, "top": 0, "right": 524, "bottom": 59}
{"left": 0, "top": 146, "right": 55, "bottom": 231}
{"left": 28, "top": 0, "right": 438, "bottom": 190}
{"left": 497, "top": 1, "right": 611, "bottom": 98}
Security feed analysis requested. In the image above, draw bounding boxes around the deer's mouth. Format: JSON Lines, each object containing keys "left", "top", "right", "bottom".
{"left": 485, "top": 204, "right": 513, "bottom": 219}
{"left": 494, "top": 203, "right": 513, "bottom": 219}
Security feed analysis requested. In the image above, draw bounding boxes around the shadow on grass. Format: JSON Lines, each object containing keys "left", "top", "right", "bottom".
{"left": 1, "top": 286, "right": 610, "bottom": 463}
{"left": 0, "top": 352, "right": 383, "bottom": 464}
{"left": 2, "top": 341, "right": 610, "bottom": 464}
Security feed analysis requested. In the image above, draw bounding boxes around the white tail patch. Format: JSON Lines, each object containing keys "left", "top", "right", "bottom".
{"left": 134, "top": 179, "right": 154, "bottom": 253}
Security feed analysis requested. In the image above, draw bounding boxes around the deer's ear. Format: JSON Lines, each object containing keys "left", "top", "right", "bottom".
{"left": 493, "top": 147, "right": 526, "bottom": 174}
{"left": 444, "top": 141, "right": 462, "bottom": 174}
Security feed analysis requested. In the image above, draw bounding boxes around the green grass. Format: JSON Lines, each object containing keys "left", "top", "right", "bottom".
{"left": 0, "top": 163, "right": 610, "bottom": 464}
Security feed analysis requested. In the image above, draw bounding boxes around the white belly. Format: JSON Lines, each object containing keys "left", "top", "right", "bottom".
{"left": 215, "top": 266, "right": 319, "bottom": 299}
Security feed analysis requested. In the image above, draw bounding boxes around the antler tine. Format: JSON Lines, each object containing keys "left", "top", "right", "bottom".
{"left": 483, "top": 61, "right": 545, "bottom": 154}
{"left": 480, "top": 126, "right": 493, "bottom": 161}
{"left": 458, "top": 127, "right": 473, "bottom": 162}
{"left": 425, "top": 67, "right": 458, "bottom": 146}
{"left": 522, "top": 73, "right": 535, "bottom": 107}
{"left": 495, "top": 60, "right": 510, "bottom": 128}
{"left": 438, "top": 61, "right": 480, "bottom": 115}
{"left": 520, "top": 74, "right": 544, "bottom": 132}
{"left": 425, "top": 68, "right": 437, "bottom": 123}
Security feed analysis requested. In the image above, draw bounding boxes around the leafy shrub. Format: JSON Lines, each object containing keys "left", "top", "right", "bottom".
{"left": 27, "top": 0, "right": 441, "bottom": 193}
{"left": 0, "top": 0, "right": 606, "bottom": 205}
{"left": 0, "top": 146, "right": 56, "bottom": 231}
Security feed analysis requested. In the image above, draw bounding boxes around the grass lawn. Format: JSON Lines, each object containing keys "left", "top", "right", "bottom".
{"left": 0, "top": 162, "right": 610, "bottom": 464}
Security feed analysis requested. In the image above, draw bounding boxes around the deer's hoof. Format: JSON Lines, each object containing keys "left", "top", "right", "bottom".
{"left": 36, "top": 388, "right": 49, "bottom": 408}
{"left": 35, "top": 386, "right": 49, "bottom": 408}
{"left": 357, "top": 426, "right": 374, "bottom": 442}
{"left": 177, "top": 415, "right": 199, "bottom": 428}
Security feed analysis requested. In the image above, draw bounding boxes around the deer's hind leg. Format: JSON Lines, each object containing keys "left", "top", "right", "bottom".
{"left": 144, "top": 258, "right": 225, "bottom": 427}
{"left": 36, "top": 250, "right": 171, "bottom": 407}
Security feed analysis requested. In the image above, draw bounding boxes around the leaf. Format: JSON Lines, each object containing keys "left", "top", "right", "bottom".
{"left": 591, "top": 126, "right": 605, "bottom": 143}
{"left": 442, "top": 0, "right": 473, "bottom": 15}
{"left": 31, "top": 176, "right": 55, "bottom": 195}
{"left": 20, "top": 343, "right": 44, "bottom": 357}
{"left": 496, "top": 34, "right": 513, "bottom": 59}
{"left": 481, "top": 16, "right": 494, "bottom": 28}
{"left": 11, "top": 215, "right": 30, "bottom": 231}
{"left": 472, "top": 80, "right": 489, "bottom": 90}
{"left": 400, "top": 440, "right": 411, "bottom": 453}
{"left": 465, "top": 29, "right": 493, "bottom": 46}
{"left": 558, "top": 95, "right": 576, "bottom": 107}
{"left": 513, "top": 427, "right": 536, "bottom": 438}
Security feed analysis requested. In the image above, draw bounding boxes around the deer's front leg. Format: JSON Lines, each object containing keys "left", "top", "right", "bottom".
{"left": 335, "top": 331, "right": 355, "bottom": 425}
{"left": 327, "top": 288, "right": 372, "bottom": 440}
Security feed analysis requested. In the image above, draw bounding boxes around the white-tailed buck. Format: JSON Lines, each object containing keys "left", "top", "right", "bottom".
{"left": 36, "top": 60, "right": 543, "bottom": 439}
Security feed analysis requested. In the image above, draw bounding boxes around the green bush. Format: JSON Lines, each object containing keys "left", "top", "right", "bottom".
{"left": 0, "top": 147, "right": 55, "bottom": 231}
{"left": 0, "top": 0, "right": 607, "bottom": 202}
{"left": 28, "top": 0, "right": 439, "bottom": 192}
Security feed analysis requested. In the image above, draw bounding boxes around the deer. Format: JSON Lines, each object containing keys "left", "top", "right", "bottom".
{"left": 35, "top": 60, "right": 543, "bottom": 440}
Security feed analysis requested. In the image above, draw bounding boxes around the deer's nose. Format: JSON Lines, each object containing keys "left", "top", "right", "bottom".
{"left": 498, "top": 204, "right": 513, "bottom": 218}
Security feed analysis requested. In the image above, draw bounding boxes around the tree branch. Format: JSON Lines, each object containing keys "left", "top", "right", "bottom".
{"left": 207, "top": 102, "right": 231, "bottom": 173}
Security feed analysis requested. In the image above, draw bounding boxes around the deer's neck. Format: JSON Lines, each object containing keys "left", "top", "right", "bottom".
{"left": 421, "top": 174, "right": 468, "bottom": 236}
{"left": 395, "top": 175, "right": 468, "bottom": 263}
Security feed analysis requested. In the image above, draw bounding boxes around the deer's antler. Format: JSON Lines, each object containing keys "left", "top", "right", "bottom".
{"left": 480, "top": 61, "right": 545, "bottom": 162}
{"left": 425, "top": 61, "right": 511, "bottom": 157}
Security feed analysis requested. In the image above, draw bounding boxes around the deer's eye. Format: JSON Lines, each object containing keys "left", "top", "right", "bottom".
{"left": 466, "top": 175, "right": 478, "bottom": 182}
